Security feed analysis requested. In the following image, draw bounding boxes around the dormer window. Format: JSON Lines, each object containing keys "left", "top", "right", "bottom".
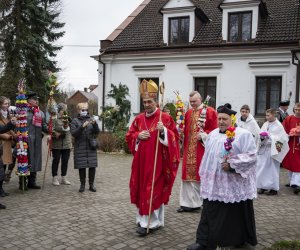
{"left": 169, "top": 16, "right": 190, "bottom": 45}
{"left": 220, "top": 0, "right": 264, "bottom": 42}
{"left": 228, "top": 11, "right": 252, "bottom": 42}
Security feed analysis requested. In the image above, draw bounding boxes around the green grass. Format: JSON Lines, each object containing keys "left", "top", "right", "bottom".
{"left": 264, "top": 240, "right": 300, "bottom": 250}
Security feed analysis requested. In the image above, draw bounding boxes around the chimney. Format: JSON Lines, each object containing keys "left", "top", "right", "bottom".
{"left": 84, "top": 87, "right": 88, "bottom": 92}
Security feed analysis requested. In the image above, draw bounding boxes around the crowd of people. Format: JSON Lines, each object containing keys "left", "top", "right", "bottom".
{"left": 0, "top": 93, "right": 100, "bottom": 209}
{"left": 125, "top": 79, "right": 300, "bottom": 249}
{"left": 1, "top": 81, "right": 299, "bottom": 249}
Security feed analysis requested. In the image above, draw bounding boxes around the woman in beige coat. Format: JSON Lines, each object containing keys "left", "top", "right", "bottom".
{"left": 0, "top": 96, "right": 16, "bottom": 197}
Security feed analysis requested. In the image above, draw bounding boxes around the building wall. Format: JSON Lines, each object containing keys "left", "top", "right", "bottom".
{"left": 99, "top": 48, "right": 297, "bottom": 123}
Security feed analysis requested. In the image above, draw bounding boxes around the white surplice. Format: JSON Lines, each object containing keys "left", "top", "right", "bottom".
{"left": 237, "top": 113, "right": 261, "bottom": 149}
{"left": 200, "top": 127, "right": 257, "bottom": 203}
{"left": 256, "top": 119, "right": 289, "bottom": 190}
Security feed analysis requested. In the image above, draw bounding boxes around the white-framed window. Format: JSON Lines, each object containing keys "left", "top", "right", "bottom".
{"left": 161, "top": 0, "right": 196, "bottom": 45}
{"left": 169, "top": 16, "right": 190, "bottom": 45}
{"left": 228, "top": 11, "right": 252, "bottom": 42}
{"left": 220, "top": 1, "right": 259, "bottom": 42}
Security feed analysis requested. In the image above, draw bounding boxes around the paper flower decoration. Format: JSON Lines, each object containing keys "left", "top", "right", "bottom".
{"left": 174, "top": 91, "right": 185, "bottom": 139}
{"left": 15, "top": 79, "right": 30, "bottom": 176}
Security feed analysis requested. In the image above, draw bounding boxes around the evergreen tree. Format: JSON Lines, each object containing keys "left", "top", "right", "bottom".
{"left": 0, "top": 0, "right": 65, "bottom": 103}
{"left": 101, "top": 83, "right": 131, "bottom": 132}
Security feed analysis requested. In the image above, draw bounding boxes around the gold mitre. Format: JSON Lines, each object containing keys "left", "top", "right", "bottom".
{"left": 139, "top": 79, "right": 158, "bottom": 99}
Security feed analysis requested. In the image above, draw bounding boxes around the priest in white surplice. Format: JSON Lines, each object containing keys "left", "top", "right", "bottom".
{"left": 187, "top": 105, "right": 257, "bottom": 250}
{"left": 256, "top": 108, "right": 289, "bottom": 195}
{"left": 237, "top": 104, "right": 261, "bottom": 149}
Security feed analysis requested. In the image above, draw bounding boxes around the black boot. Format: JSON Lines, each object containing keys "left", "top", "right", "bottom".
{"left": 79, "top": 169, "right": 86, "bottom": 193}
{"left": 0, "top": 203, "right": 6, "bottom": 209}
{"left": 27, "top": 172, "right": 41, "bottom": 189}
{"left": 0, "top": 180, "right": 9, "bottom": 197}
{"left": 89, "top": 184, "right": 96, "bottom": 192}
{"left": 79, "top": 183, "right": 85, "bottom": 193}
{"left": 88, "top": 167, "right": 96, "bottom": 192}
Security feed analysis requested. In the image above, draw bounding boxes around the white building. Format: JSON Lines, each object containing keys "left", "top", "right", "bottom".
{"left": 94, "top": 0, "right": 300, "bottom": 122}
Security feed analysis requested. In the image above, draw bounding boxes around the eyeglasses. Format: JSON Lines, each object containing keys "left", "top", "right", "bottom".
{"left": 81, "top": 109, "right": 88, "bottom": 112}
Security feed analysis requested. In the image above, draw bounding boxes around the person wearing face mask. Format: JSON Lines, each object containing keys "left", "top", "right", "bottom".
{"left": 0, "top": 96, "right": 17, "bottom": 196}
{"left": 70, "top": 102, "right": 99, "bottom": 193}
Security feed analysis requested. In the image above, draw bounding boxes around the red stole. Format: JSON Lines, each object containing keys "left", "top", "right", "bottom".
{"left": 182, "top": 107, "right": 217, "bottom": 181}
{"left": 126, "top": 109, "right": 180, "bottom": 215}
{"left": 282, "top": 115, "right": 300, "bottom": 172}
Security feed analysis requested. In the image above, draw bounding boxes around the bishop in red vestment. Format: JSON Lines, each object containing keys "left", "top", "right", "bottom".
{"left": 282, "top": 103, "right": 300, "bottom": 194}
{"left": 177, "top": 91, "right": 217, "bottom": 213}
{"left": 126, "top": 79, "right": 180, "bottom": 236}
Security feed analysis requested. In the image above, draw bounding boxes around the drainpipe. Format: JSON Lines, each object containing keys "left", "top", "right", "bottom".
{"left": 98, "top": 56, "right": 105, "bottom": 131}
{"left": 291, "top": 48, "right": 300, "bottom": 103}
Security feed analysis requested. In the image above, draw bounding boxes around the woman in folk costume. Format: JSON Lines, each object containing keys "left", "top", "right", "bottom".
{"left": 282, "top": 102, "right": 300, "bottom": 194}
{"left": 126, "top": 79, "right": 180, "bottom": 236}
{"left": 256, "top": 108, "right": 289, "bottom": 195}
{"left": 0, "top": 96, "right": 16, "bottom": 196}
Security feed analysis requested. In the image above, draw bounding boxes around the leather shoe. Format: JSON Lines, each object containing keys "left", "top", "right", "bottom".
{"left": 257, "top": 189, "right": 266, "bottom": 194}
{"left": 266, "top": 190, "right": 278, "bottom": 195}
{"left": 285, "top": 183, "right": 290, "bottom": 187}
{"left": 187, "top": 243, "right": 201, "bottom": 250}
{"left": 294, "top": 186, "right": 300, "bottom": 194}
{"left": 177, "top": 207, "right": 186, "bottom": 213}
{"left": 0, "top": 203, "right": 6, "bottom": 209}
{"left": 89, "top": 185, "right": 96, "bottom": 192}
{"left": 27, "top": 184, "right": 41, "bottom": 189}
{"left": 177, "top": 207, "right": 200, "bottom": 213}
{"left": 136, "top": 227, "right": 147, "bottom": 237}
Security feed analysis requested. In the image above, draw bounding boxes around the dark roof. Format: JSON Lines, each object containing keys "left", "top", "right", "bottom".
{"left": 69, "top": 90, "right": 98, "bottom": 102}
{"left": 103, "top": 0, "right": 300, "bottom": 52}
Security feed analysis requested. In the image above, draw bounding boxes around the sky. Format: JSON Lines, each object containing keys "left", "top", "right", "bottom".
{"left": 57, "top": 0, "right": 143, "bottom": 92}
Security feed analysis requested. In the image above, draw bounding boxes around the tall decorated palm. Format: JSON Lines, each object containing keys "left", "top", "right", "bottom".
{"left": 15, "top": 79, "right": 30, "bottom": 192}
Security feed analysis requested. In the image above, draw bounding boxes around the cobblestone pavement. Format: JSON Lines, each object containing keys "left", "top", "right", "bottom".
{"left": 0, "top": 148, "right": 299, "bottom": 250}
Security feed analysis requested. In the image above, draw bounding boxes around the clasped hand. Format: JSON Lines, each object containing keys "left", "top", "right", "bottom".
{"left": 82, "top": 120, "right": 95, "bottom": 128}
{"left": 156, "top": 122, "right": 164, "bottom": 132}
{"left": 138, "top": 130, "right": 150, "bottom": 140}
{"left": 221, "top": 162, "right": 231, "bottom": 172}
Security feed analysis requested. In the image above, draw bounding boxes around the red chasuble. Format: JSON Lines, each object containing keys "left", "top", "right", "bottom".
{"left": 282, "top": 115, "right": 300, "bottom": 172}
{"left": 182, "top": 107, "right": 217, "bottom": 181}
{"left": 126, "top": 109, "right": 180, "bottom": 216}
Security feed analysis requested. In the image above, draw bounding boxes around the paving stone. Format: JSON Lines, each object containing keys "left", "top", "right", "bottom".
{"left": 1, "top": 140, "right": 300, "bottom": 249}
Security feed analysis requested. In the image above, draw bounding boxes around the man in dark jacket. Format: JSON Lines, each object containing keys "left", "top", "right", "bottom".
{"left": 277, "top": 100, "right": 290, "bottom": 123}
{"left": 23, "top": 93, "right": 48, "bottom": 190}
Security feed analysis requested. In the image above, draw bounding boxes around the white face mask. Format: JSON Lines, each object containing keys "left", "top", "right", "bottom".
{"left": 80, "top": 111, "right": 88, "bottom": 117}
